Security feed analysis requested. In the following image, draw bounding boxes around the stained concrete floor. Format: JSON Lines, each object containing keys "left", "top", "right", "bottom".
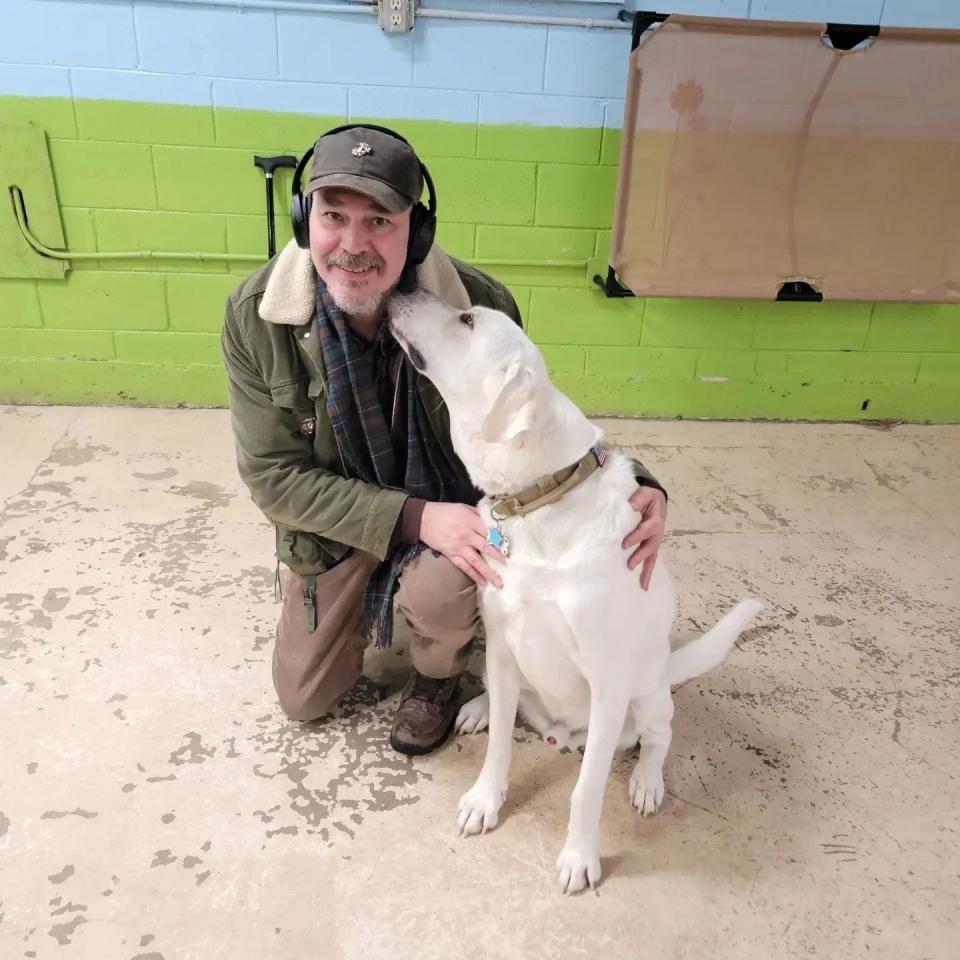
{"left": 1, "top": 405, "right": 958, "bottom": 960}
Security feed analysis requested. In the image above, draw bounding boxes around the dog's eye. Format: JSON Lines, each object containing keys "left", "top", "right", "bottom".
{"left": 459, "top": 312, "right": 474, "bottom": 328}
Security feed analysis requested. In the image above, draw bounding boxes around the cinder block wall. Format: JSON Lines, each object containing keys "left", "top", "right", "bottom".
{"left": 1, "top": 0, "right": 958, "bottom": 420}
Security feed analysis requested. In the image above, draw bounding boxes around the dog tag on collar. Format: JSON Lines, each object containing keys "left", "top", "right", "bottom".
{"left": 487, "top": 526, "right": 511, "bottom": 558}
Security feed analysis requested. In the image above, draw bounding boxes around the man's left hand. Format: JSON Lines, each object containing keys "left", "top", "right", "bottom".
{"left": 622, "top": 486, "right": 667, "bottom": 592}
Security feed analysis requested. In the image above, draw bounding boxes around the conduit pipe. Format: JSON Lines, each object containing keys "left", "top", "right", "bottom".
{"left": 107, "top": 0, "right": 631, "bottom": 30}
{"left": 9, "top": 188, "right": 587, "bottom": 269}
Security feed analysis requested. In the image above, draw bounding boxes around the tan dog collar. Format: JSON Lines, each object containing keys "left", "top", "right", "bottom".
{"left": 490, "top": 444, "right": 607, "bottom": 521}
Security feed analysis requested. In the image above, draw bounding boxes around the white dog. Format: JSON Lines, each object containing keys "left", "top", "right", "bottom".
{"left": 389, "top": 290, "right": 762, "bottom": 893}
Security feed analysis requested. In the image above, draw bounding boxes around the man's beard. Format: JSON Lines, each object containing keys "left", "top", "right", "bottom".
{"left": 329, "top": 288, "right": 385, "bottom": 319}
{"left": 324, "top": 252, "right": 390, "bottom": 319}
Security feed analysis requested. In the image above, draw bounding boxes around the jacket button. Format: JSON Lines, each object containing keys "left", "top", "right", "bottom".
{"left": 303, "top": 331, "right": 311, "bottom": 339}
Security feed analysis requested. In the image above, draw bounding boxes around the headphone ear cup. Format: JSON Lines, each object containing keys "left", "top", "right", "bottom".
{"left": 406, "top": 202, "right": 436, "bottom": 266}
{"left": 291, "top": 192, "right": 312, "bottom": 249}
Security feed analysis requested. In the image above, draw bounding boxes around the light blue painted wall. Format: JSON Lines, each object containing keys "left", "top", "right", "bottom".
{"left": 134, "top": 4, "right": 279, "bottom": 80}
{"left": 750, "top": 0, "right": 883, "bottom": 21}
{"left": 880, "top": 0, "right": 960, "bottom": 29}
{"left": 0, "top": 61, "right": 72, "bottom": 97}
{"left": 212, "top": 78, "right": 348, "bottom": 117}
{"left": 70, "top": 68, "right": 211, "bottom": 107}
{"left": 413, "top": 19, "right": 548, "bottom": 92}
{"left": 2, "top": 0, "right": 959, "bottom": 127}
{"left": 0, "top": 0, "right": 139, "bottom": 69}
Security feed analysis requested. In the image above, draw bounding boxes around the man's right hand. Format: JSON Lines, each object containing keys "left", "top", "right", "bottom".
{"left": 419, "top": 502, "right": 505, "bottom": 588}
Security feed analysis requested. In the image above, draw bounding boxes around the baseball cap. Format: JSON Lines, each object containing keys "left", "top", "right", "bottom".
{"left": 305, "top": 126, "right": 423, "bottom": 213}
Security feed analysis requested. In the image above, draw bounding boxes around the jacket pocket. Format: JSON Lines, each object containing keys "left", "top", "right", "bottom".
{"left": 275, "top": 523, "right": 352, "bottom": 576}
{"left": 269, "top": 377, "right": 310, "bottom": 408}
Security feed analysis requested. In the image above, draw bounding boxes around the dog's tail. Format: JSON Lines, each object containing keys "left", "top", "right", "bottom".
{"left": 665, "top": 599, "right": 764, "bottom": 687}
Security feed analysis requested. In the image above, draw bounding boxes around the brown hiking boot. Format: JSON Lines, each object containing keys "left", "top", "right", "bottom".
{"left": 389, "top": 669, "right": 460, "bottom": 756}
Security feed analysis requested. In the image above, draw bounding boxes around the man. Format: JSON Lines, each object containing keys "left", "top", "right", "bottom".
{"left": 221, "top": 125, "right": 668, "bottom": 756}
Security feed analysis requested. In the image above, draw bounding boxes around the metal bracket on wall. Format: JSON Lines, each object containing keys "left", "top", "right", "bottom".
{"left": 824, "top": 22, "right": 880, "bottom": 50}
{"left": 592, "top": 265, "right": 635, "bottom": 298}
{"left": 378, "top": 0, "right": 417, "bottom": 32}
{"left": 776, "top": 280, "right": 824, "bottom": 302}
{"left": 618, "top": 10, "right": 669, "bottom": 51}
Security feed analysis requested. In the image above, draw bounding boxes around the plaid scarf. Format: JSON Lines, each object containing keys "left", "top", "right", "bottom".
{"left": 315, "top": 278, "right": 455, "bottom": 648}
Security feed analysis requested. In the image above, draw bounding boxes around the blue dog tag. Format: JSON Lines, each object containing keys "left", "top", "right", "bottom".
{"left": 487, "top": 526, "right": 511, "bottom": 558}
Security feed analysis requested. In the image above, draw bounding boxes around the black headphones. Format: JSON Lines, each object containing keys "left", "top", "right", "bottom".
{"left": 290, "top": 123, "right": 437, "bottom": 282}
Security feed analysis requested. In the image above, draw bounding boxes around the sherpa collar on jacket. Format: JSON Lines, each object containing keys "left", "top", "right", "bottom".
{"left": 258, "top": 238, "right": 471, "bottom": 326}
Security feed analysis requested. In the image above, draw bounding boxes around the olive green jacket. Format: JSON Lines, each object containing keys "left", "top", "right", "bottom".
{"left": 221, "top": 239, "right": 663, "bottom": 576}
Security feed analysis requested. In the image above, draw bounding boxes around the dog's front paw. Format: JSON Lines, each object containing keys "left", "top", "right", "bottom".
{"left": 629, "top": 764, "right": 665, "bottom": 816}
{"left": 455, "top": 693, "right": 489, "bottom": 735}
{"left": 457, "top": 782, "right": 505, "bottom": 835}
{"left": 556, "top": 844, "right": 602, "bottom": 894}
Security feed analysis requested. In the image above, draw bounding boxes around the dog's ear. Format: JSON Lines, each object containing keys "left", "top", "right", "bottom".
{"left": 480, "top": 361, "right": 536, "bottom": 442}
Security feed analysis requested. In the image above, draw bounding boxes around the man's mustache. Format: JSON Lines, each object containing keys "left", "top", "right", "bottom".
{"left": 325, "top": 253, "right": 385, "bottom": 272}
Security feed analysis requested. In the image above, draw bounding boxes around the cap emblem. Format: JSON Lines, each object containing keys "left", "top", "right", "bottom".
{"left": 352, "top": 142, "right": 373, "bottom": 158}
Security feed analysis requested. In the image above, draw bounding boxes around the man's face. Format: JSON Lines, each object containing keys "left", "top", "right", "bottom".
{"left": 309, "top": 188, "right": 411, "bottom": 319}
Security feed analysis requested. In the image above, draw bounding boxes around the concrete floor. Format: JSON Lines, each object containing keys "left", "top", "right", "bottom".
{"left": 1, "top": 405, "right": 958, "bottom": 960}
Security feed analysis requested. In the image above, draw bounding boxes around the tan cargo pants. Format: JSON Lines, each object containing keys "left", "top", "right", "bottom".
{"left": 272, "top": 549, "right": 479, "bottom": 721}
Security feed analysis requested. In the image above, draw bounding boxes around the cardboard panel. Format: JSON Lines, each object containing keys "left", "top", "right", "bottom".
{"left": 611, "top": 17, "right": 960, "bottom": 301}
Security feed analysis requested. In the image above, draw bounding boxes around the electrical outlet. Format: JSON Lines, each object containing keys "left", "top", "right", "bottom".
{"left": 377, "top": 0, "right": 416, "bottom": 32}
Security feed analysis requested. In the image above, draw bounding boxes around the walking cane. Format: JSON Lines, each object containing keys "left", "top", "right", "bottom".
{"left": 253, "top": 155, "right": 297, "bottom": 259}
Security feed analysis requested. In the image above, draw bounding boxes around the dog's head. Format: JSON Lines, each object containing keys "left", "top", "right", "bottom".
{"left": 388, "top": 290, "right": 547, "bottom": 445}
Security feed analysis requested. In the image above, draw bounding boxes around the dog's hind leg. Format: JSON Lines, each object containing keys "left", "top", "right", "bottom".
{"left": 628, "top": 684, "right": 674, "bottom": 816}
{"left": 617, "top": 711, "right": 641, "bottom": 752}
{"left": 550, "top": 718, "right": 634, "bottom": 754}
{"left": 517, "top": 689, "right": 567, "bottom": 748}
{"left": 455, "top": 691, "right": 489, "bottom": 735}
{"left": 456, "top": 684, "right": 577, "bottom": 751}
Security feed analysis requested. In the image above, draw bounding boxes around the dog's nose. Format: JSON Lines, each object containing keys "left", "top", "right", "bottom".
{"left": 547, "top": 736, "right": 557, "bottom": 745}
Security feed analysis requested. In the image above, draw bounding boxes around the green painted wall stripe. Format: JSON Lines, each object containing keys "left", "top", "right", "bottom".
{"left": 0, "top": 359, "right": 226, "bottom": 407}
{"left": 0, "top": 94, "right": 957, "bottom": 422}
{"left": 0, "top": 328, "right": 115, "bottom": 361}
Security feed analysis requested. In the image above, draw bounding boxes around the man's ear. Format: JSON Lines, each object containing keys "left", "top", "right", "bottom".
{"left": 480, "top": 361, "right": 536, "bottom": 442}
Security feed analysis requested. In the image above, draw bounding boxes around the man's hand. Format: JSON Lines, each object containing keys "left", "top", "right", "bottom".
{"left": 420, "top": 502, "right": 505, "bottom": 588}
{"left": 622, "top": 486, "right": 667, "bottom": 592}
